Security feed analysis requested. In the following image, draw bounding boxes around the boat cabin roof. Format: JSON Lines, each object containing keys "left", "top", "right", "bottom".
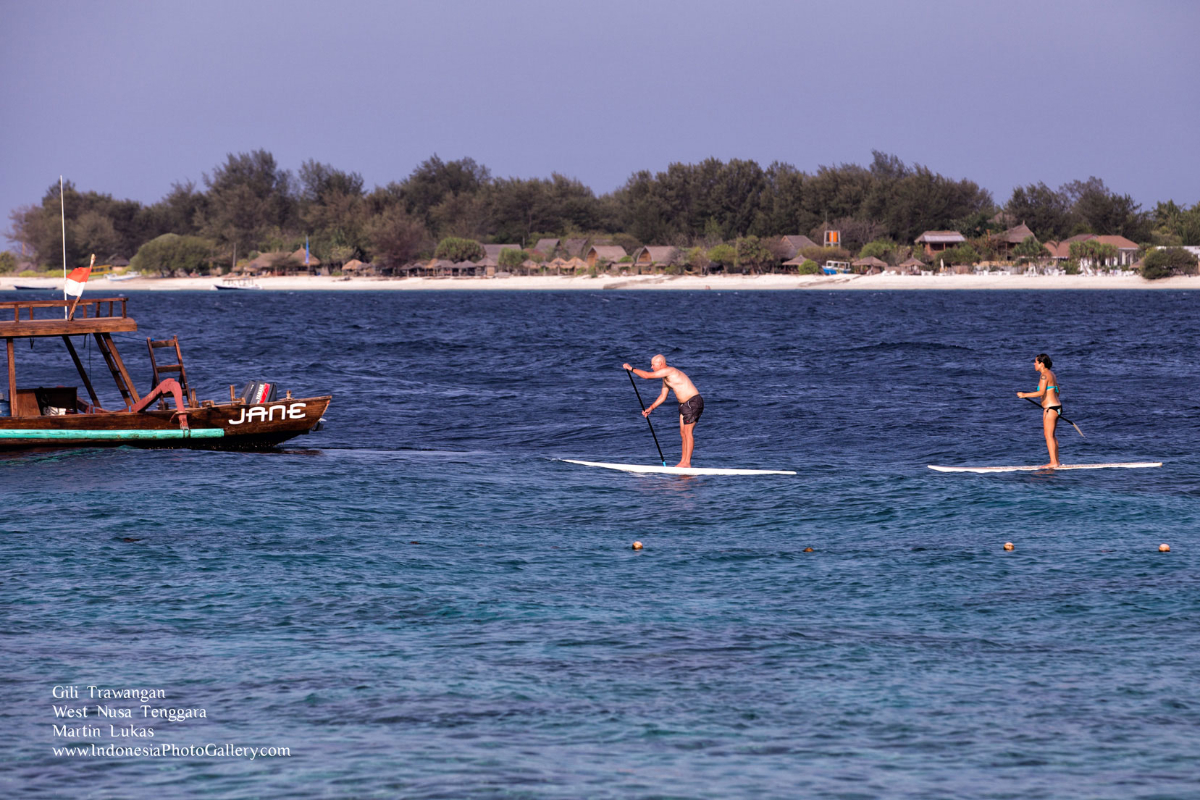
{"left": 0, "top": 298, "right": 137, "bottom": 338}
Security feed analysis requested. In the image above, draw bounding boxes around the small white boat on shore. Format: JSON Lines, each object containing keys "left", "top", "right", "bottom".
{"left": 107, "top": 272, "right": 141, "bottom": 282}
{"left": 214, "top": 277, "right": 263, "bottom": 291}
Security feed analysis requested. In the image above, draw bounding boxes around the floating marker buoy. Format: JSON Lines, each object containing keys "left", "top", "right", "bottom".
{"left": 632, "top": 541, "right": 643, "bottom": 550}
{"left": 1003, "top": 542, "right": 1014, "bottom": 551}
{"left": 803, "top": 547, "right": 814, "bottom": 552}
{"left": 1159, "top": 543, "right": 1170, "bottom": 552}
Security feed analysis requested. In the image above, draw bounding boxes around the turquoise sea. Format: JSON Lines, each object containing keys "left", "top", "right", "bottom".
{"left": 1, "top": 289, "right": 1198, "bottom": 798}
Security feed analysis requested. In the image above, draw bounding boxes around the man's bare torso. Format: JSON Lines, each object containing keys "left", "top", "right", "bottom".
{"left": 661, "top": 367, "right": 699, "bottom": 403}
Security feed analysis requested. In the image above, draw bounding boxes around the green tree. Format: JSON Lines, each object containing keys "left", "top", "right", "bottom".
{"left": 1068, "top": 239, "right": 1118, "bottom": 267}
{"left": 1141, "top": 247, "right": 1199, "bottom": 280}
{"left": 0, "top": 251, "right": 16, "bottom": 274}
{"left": 200, "top": 150, "right": 297, "bottom": 254}
{"left": 129, "top": 233, "right": 215, "bottom": 277}
{"left": 434, "top": 237, "right": 484, "bottom": 262}
{"left": 858, "top": 239, "right": 896, "bottom": 262}
{"left": 1005, "top": 182, "right": 1074, "bottom": 241}
{"left": 498, "top": 248, "right": 527, "bottom": 270}
{"left": 935, "top": 242, "right": 981, "bottom": 266}
{"left": 735, "top": 235, "right": 773, "bottom": 272}
{"left": 1153, "top": 201, "right": 1200, "bottom": 246}
{"left": 365, "top": 206, "right": 429, "bottom": 267}
{"left": 1012, "top": 235, "right": 1045, "bottom": 260}
{"left": 1063, "top": 177, "right": 1151, "bottom": 241}
{"left": 706, "top": 243, "right": 736, "bottom": 267}
{"left": 797, "top": 259, "right": 819, "bottom": 275}
{"left": 397, "top": 155, "right": 491, "bottom": 237}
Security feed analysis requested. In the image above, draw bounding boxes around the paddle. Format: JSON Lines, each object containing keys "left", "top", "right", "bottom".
{"left": 626, "top": 368, "right": 667, "bottom": 466}
{"left": 1024, "top": 397, "right": 1085, "bottom": 437}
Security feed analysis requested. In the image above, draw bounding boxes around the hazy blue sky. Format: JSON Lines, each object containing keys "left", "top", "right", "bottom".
{"left": 2, "top": 0, "right": 1197, "bottom": 246}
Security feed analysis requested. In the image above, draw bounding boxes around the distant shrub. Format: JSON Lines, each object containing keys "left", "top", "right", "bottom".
{"left": 498, "top": 248, "right": 527, "bottom": 270}
{"left": 130, "top": 233, "right": 215, "bottom": 277}
{"left": 0, "top": 252, "right": 15, "bottom": 274}
{"left": 798, "top": 259, "right": 820, "bottom": 275}
{"left": 1142, "top": 247, "right": 1199, "bottom": 280}
{"left": 19, "top": 269, "right": 39, "bottom": 277}
{"left": 858, "top": 239, "right": 896, "bottom": 262}
{"left": 935, "top": 243, "right": 981, "bottom": 266}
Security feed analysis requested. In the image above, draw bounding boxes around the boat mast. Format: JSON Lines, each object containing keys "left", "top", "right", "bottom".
{"left": 60, "top": 176, "right": 68, "bottom": 319}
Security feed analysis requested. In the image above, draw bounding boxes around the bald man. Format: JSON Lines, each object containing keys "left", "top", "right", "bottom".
{"left": 622, "top": 355, "right": 703, "bottom": 468}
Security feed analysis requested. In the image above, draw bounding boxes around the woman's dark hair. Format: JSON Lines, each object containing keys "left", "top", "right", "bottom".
{"left": 1036, "top": 353, "right": 1053, "bottom": 369}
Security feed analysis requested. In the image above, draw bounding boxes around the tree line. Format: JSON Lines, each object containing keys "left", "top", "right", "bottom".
{"left": 5, "top": 149, "right": 1199, "bottom": 275}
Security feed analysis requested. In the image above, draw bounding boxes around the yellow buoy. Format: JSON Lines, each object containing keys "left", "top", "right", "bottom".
{"left": 1003, "top": 542, "right": 1014, "bottom": 551}
{"left": 632, "top": 541, "right": 643, "bottom": 550}
{"left": 1159, "top": 543, "right": 1170, "bottom": 552}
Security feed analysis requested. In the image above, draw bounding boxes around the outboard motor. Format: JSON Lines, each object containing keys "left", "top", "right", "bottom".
{"left": 240, "top": 381, "right": 278, "bottom": 404}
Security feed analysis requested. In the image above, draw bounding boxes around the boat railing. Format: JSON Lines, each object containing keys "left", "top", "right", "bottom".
{"left": 0, "top": 298, "right": 129, "bottom": 324}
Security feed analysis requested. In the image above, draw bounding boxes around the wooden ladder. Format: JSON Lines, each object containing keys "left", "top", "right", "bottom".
{"left": 146, "top": 336, "right": 195, "bottom": 408}
{"left": 93, "top": 333, "right": 140, "bottom": 410}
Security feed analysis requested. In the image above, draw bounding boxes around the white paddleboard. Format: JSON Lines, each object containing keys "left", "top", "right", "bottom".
{"left": 929, "top": 462, "right": 1162, "bottom": 474}
{"left": 562, "top": 460, "right": 796, "bottom": 476}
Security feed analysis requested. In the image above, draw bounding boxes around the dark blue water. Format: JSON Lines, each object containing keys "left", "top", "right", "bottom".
{"left": 2, "top": 290, "right": 1198, "bottom": 799}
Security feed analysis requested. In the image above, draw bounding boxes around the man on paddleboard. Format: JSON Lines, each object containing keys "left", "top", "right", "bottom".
{"left": 623, "top": 355, "right": 703, "bottom": 468}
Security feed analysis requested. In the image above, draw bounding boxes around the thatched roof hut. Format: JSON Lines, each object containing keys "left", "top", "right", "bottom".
{"left": 584, "top": 245, "right": 627, "bottom": 267}
{"left": 564, "top": 257, "right": 588, "bottom": 272}
{"left": 562, "top": 238, "right": 588, "bottom": 258}
{"left": 482, "top": 244, "right": 519, "bottom": 260}
{"left": 997, "top": 223, "right": 1036, "bottom": 245}
{"left": 532, "top": 238, "right": 559, "bottom": 256}
{"left": 289, "top": 247, "right": 320, "bottom": 269}
{"left": 777, "top": 235, "right": 820, "bottom": 259}
{"left": 852, "top": 255, "right": 888, "bottom": 270}
{"left": 631, "top": 246, "right": 679, "bottom": 266}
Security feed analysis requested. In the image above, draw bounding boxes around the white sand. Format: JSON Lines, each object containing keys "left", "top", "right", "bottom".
{"left": 3, "top": 272, "right": 1197, "bottom": 292}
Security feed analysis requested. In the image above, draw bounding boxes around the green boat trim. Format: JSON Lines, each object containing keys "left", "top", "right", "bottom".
{"left": 0, "top": 428, "right": 225, "bottom": 441}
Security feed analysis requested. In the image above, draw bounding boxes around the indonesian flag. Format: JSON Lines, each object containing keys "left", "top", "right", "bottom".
{"left": 65, "top": 265, "right": 91, "bottom": 298}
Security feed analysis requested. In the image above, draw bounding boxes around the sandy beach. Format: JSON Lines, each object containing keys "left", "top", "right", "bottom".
{"left": 3, "top": 272, "right": 1198, "bottom": 292}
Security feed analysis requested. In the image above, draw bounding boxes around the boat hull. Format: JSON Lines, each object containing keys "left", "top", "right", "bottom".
{"left": 0, "top": 396, "right": 331, "bottom": 451}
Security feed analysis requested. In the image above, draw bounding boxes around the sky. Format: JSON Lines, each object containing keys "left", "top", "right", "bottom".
{"left": 2, "top": 0, "right": 1198, "bottom": 245}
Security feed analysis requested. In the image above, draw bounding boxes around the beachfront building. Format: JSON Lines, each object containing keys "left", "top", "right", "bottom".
{"left": 584, "top": 245, "right": 628, "bottom": 269}
{"left": 992, "top": 223, "right": 1038, "bottom": 260}
{"left": 776, "top": 235, "right": 820, "bottom": 260}
{"left": 341, "top": 258, "right": 377, "bottom": 277}
{"left": 531, "top": 238, "right": 559, "bottom": 257}
{"left": 915, "top": 230, "right": 966, "bottom": 256}
{"left": 631, "top": 246, "right": 680, "bottom": 273}
{"left": 241, "top": 250, "right": 318, "bottom": 276}
{"left": 482, "top": 244, "right": 520, "bottom": 261}
{"left": 1042, "top": 234, "right": 1139, "bottom": 266}
{"left": 561, "top": 238, "right": 589, "bottom": 259}
{"left": 851, "top": 255, "right": 888, "bottom": 274}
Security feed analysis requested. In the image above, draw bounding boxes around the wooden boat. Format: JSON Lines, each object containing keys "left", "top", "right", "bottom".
{"left": 0, "top": 297, "right": 331, "bottom": 450}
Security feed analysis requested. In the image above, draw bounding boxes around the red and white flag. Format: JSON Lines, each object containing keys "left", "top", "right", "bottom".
{"left": 65, "top": 265, "right": 91, "bottom": 298}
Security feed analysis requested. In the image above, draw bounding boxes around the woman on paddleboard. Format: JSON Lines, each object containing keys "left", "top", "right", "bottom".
{"left": 1017, "top": 353, "right": 1062, "bottom": 468}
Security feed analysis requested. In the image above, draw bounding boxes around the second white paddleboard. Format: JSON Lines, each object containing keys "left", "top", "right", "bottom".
{"left": 562, "top": 460, "right": 796, "bottom": 476}
{"left": 929, "top": 462, "right": 1162, "bottom": 474}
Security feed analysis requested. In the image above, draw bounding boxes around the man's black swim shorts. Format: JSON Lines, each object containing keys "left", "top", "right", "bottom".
{"left": 678, "top": 395, "right": 704, "bottom": 425}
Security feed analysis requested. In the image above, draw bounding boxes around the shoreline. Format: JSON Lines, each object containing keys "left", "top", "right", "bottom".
{"left": 3, "top": 272, "right": 1198, "bottom": 292}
